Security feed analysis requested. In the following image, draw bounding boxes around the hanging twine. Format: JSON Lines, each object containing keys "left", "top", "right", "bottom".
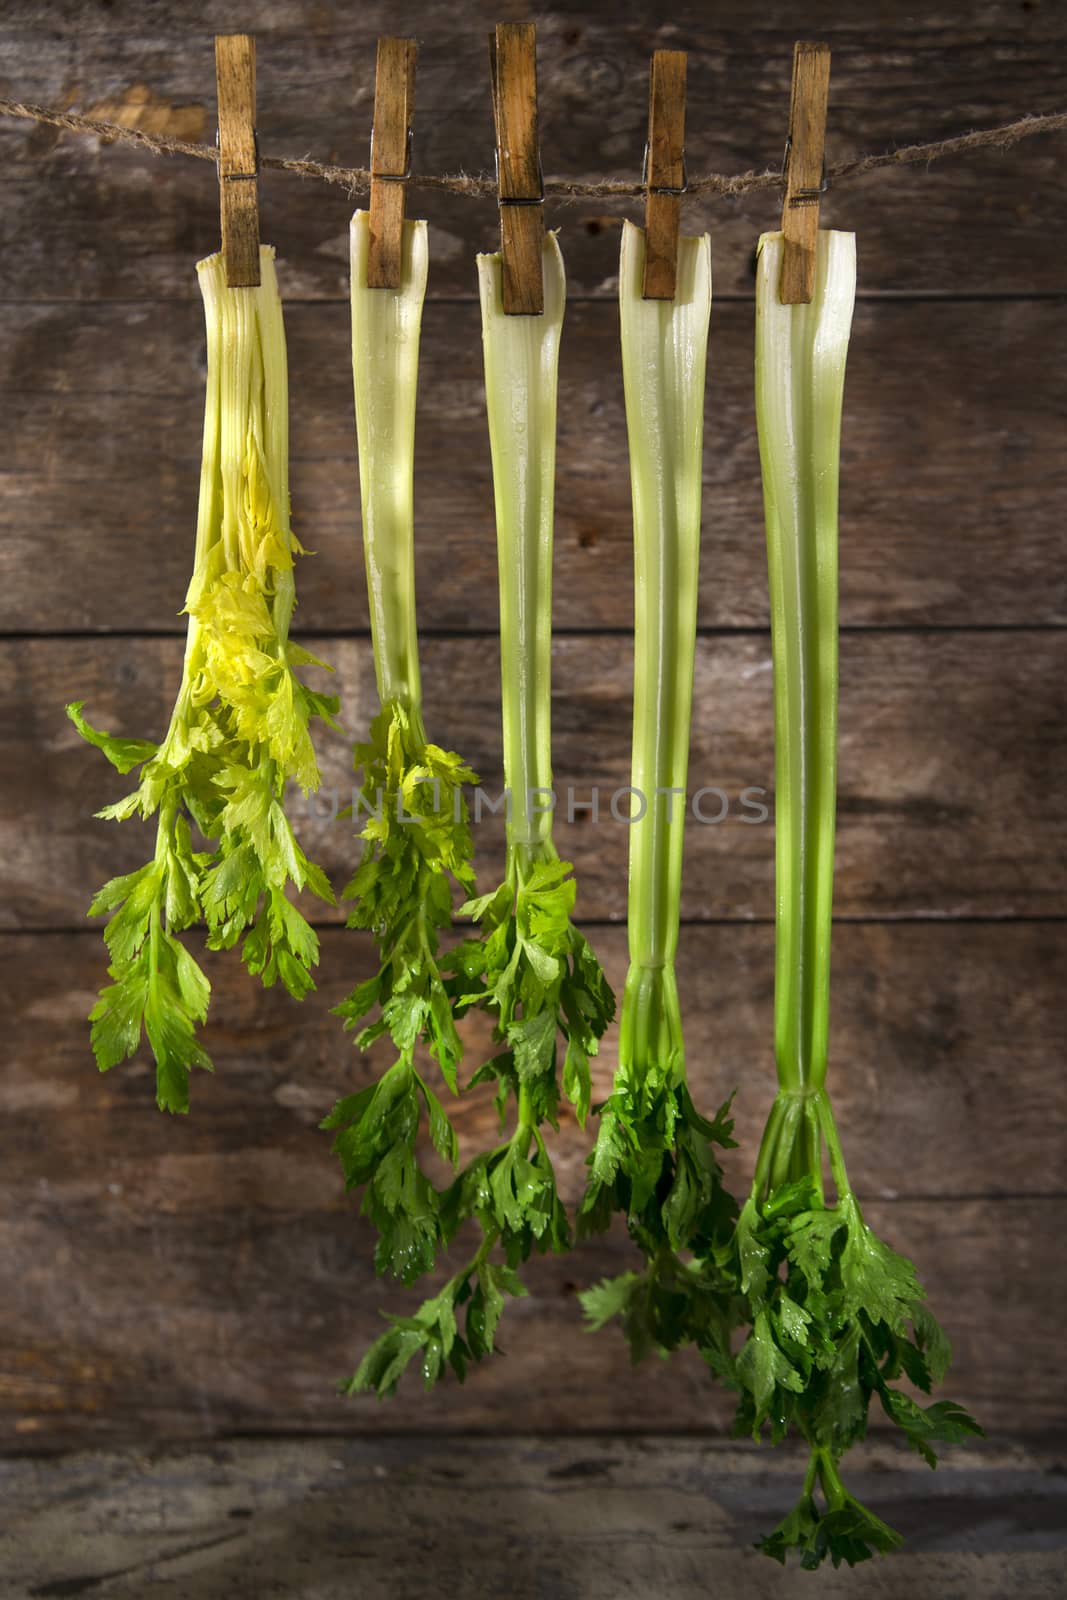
{"left": 2, "top": 98, "right": 1065, "bottom": 202}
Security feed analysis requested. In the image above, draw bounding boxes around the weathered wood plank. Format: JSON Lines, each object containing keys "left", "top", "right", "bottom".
{"left": 2, "top": 2, "right": 1066, "bottom": 298}
{"left": 0, "top": 1188, "right": 1059, "bottom": 1444}
{"left": 4, "top": 298, "right": 1065, "bottom": 633}
{"left": 0, "top": 924, "right": 1062, "bottom": 1445}
{"left": 1, "top": 921, "right": 1061, "bottom": 1201}
{"left": 5, "top": 632, "right": 1064, "bottom": 927}
{"left": 3, "top": 1437, "right": 1065, "bottom": 1598}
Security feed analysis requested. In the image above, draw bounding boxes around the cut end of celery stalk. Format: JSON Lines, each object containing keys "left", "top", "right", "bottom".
{"left": 350, "top": 210, "right": 429, "bottom": 297}
{"left": 196, "top": 242, "right": 278, "bottom": 283}
{"left": 619, "top": 217, "right": 712, "bottom": 310}
{"left": 476, "top": 229, "right": 566, "bottom": 325}
{"left": 755, "top": 229, "right": 857, "bottom": 318}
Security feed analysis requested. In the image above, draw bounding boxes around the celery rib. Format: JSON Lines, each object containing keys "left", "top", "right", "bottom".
{"left": 579, "top": 221, "right": 737, "bottom": 1335}
{"left": 728, "top": 232, "right": 982, "bottom": 1569}
{"left": 68, "top": 246, "right": 337, "bottom": 1112}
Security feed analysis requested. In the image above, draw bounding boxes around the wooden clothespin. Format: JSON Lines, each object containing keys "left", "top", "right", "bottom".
{"left": 642, "top": 50, "right": 688, "bottom": 300}
{"left": 779, "top": 41, "right": 831, "bottom": 304}
{"left": 488, "top": 22, "right": 544, "bottom": 315}
{"left": 215, "top": 34, "right": 260, "bottom": 287}
{"left": 367, "top": 38, "right": 417, "bottom": 289}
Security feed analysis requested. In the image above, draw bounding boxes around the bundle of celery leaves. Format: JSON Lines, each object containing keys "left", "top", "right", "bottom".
{"left": 583, "top": 226, "right": 981, "bottom": 1569}
{"left": 68, "top": 247, "right": 338, "bottom": 1113}
{"left": 326, "top": 226, "right": 614, "bottom": 1395}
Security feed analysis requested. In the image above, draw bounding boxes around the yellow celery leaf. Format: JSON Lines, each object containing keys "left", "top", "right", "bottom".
{"left": 187, "top": 719, "right": 226, "bottom": 753}
{"left": 206, "top": 643, "right": 278, "bottom": 693}
{"left": 252, "top": 531, "right": 293, "bottom": 586}
{"left": 287, "top": 642, "right": 333, "bottom": 672}
{"left": 263, "top": 674, "right": 320, "bottom": 790}
{"left": 288, "top": 728, "right": 320, "bottom": 794}
{"left": 241, "top": 428, "right": 275, "bottom": 525}
{"left": 192, "top": 573, "right": 274, "bottom": 637}
{"left": 263, "top": 672, "right": 297, "bottom": 755}
{"left": 238, "top": 432, "right": 293, "bottom": 583}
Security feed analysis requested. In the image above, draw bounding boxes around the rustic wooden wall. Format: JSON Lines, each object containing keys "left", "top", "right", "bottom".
{"left": 1, "top": 0, "right": 1065, "bottom": 1455}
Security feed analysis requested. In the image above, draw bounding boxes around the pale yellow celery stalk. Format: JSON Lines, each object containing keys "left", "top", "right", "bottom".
{"left": 350, "top": 212, "right": 427, "bottom": 716}
{"left": 67, "top": 245, "right": 336, "bottom": 1114}
{"left": 476, "top": 232, "right": 565, "bottom": 875}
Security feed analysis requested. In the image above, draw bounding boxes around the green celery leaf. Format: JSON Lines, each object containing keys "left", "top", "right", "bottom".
{"left": 878, "top": 1390, "right": 985, "bottom": 1467}
{"left": 67, "top": 702, "right": 157, "bottom": 774}
{"left": 579, "top": 1272, "right": 642, "bottom": 1331}
{"left": 737, "top": 1309, "right": 805, "bottom": 1428}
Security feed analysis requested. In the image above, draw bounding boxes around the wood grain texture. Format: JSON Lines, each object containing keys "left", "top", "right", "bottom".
{"left": 2, "top": 2, "right": 1066, "bottom": 300}
{"left": 0, "top": 922, "right": 1062, "bottom": 1445}
{"left": 779, "top": 42, "right": 831, "bottom": 304}
{"left": 1, "top": 0, "right": 1064, "bottom": 1468}
{"left": 490, "top": 22, "right": 545, "bottom": 315}
{"left": 7, "top": 631, "right": 1063, "bottom": 928}
{"left": 366, "top": 37, "right": 416, "bottom": 290}
{"left": 214, "top": 34, "right": 260, "bottom": 288}
{"left": 641, "top": 49, "right": 686, "bottom": 301}
{"left": 4, "top": 1438, "right": 1065, "bottom": 1598}
{"left": 2, "top": 923, "right": 1061, "bottom": 1203}
{"left": 0, "top": 1181, "right": 1059, "bottom": 1443}
{"left": 4, "top": 298, "right": 1066, "bottom": 635}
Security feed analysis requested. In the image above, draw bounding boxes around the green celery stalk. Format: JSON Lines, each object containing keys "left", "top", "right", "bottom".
{"left": 625, "top": 219, "right": 708, "bottom": 987}
{"left": 579, "top": 220, "right": 736, "bottom": 1356}
{"left": 67, "top": 246, "right": 338, "bottom": 1112}
{"left": 463, "top": 231, "right": 613, "bottom": 1165}
{"left": 750, "top": 227, "right": 853, "bottom": 1201}
{"left": 760, "top": 232, "right": 849, "bottom": 1102}
{"left": 726, "top": 231, "right": 982, "bottom": 1569}
{"left": 342, "top": 233, "right": 614, "bottom": 1401}
{"left": 325, "top": 213, "right": 481, "bottom": 1291}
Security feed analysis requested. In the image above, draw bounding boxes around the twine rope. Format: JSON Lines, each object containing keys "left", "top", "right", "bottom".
{"left": 2, "top": 98, "right": 1065, "bottom": 202}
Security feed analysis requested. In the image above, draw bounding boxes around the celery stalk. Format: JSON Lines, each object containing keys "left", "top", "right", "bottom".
{"left": 749, "top": 225, "right": 854, "bottom": 1179}
{"left": 440, "top": 230, "right": 614, "bottom": 1317}
{"left": 579, "top": 222, "right": 736, "bottom": 1341}
{"left": 350, "top": 211, "right": 426, "bottom": 715}
{"left": 725, "top": 231, "right": 982, "bottom": 1569}
{"left": 623, "top": 218, "right": 709, "bottom": 1024}
{"left": 326, "top": 214, "right": 482, "bottom": 1289}
{"left": 67, "top": 246, "right": 338, "bottom": 1112}
{"left": 756, "top": 229, "right": 853, "bottom": 1100}
{"left": 476, "top": 231, "right": 564, "bottom": 870}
